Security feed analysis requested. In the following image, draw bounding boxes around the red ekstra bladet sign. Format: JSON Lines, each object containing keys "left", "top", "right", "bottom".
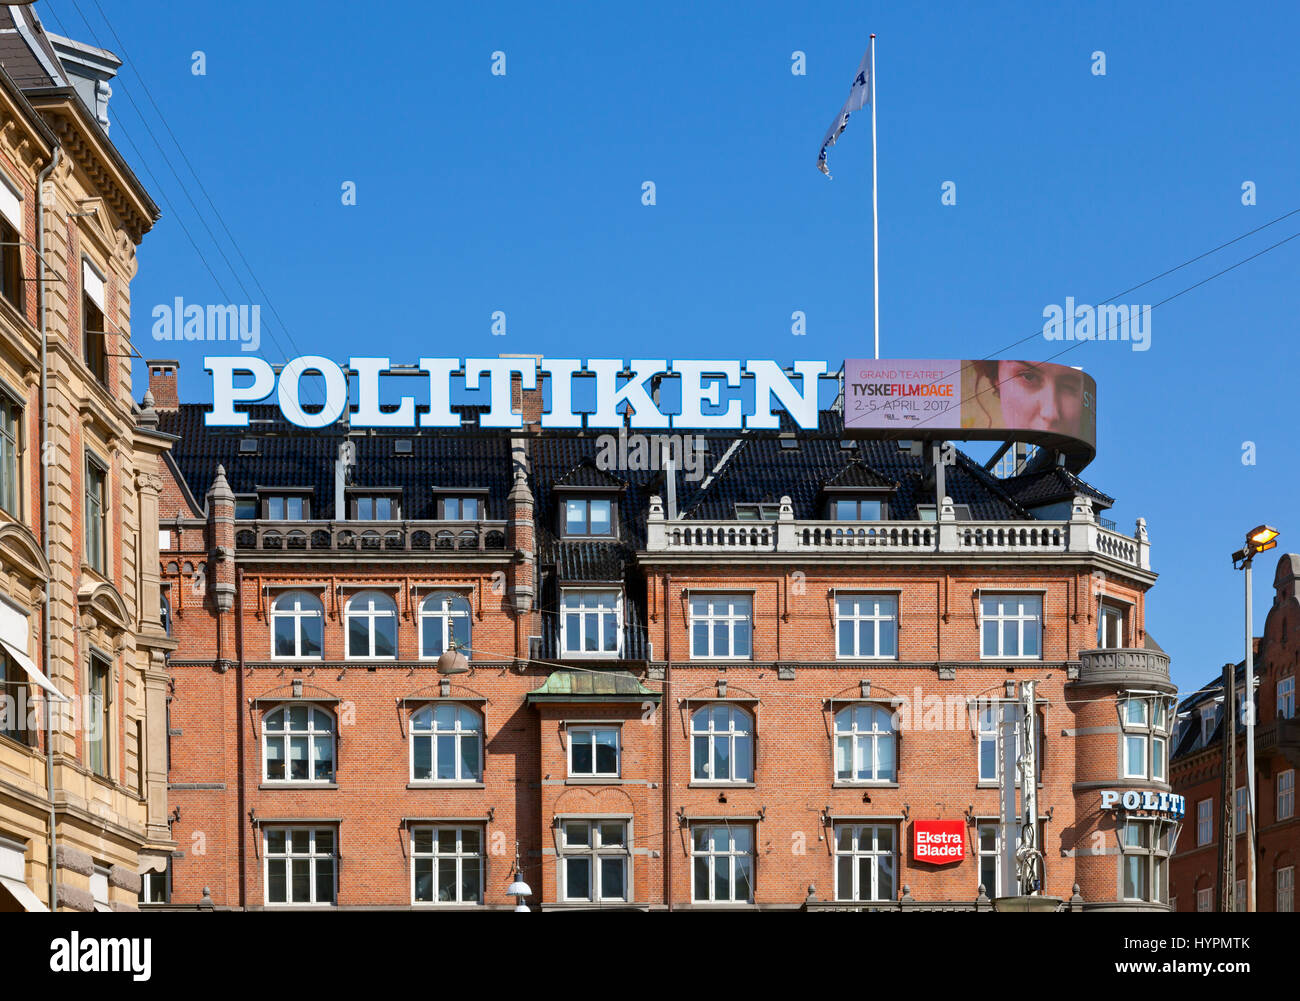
{"left": 913, "top": 820, "right": 966, "bottom": 864}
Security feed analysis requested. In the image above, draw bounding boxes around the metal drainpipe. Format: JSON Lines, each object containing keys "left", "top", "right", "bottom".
{"left": 37, "top": 146, "right": 60, "bottom": 911}
{"left": 235, "top": 567, "right": 247, "bottom": 909}
{"left": 663, "top": 573, "right": 672, "bottom": 911}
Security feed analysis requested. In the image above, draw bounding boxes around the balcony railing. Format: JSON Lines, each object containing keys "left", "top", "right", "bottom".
{"left": 644, "top": 494, "right": 1151, "bottom": 570}
{"left": 233, "top": 519, "right": 508, "bottom": 553}
{"left": 1077, "top": 648, "right": 1172, "bottom": 690}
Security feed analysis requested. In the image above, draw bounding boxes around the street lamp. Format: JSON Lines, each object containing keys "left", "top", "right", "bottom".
{"left": 505, "top": 841, "right": 532, "bottom": 912}
{"left": 1231, "top": 524, "right": 1279, "bottom": 913}
{"left": 435, "top": 639, "right": 470, "bottom": 676}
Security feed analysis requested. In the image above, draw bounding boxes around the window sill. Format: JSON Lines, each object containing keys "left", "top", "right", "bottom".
{"left": 689, "top": 782, "right": 756, "bottom": 789}
{"left": 259, "top": 782, "right": 338, "bottom": 790}
{"left": 407, "top": 782, "right": 485, "bottom": 790}
{"left": 564, "top": 777, "right": 623, "bottom": 785}
{"left": 832, "top": 781, "right": 899, "bottom": 789}
{"left": 976, "top": 781, "right": 1044, "bottom": 789}
{"left": 0, "top": 732, "right": 38, "bottom": 755}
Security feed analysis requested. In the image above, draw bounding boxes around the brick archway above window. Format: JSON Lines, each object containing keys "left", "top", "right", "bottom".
{"left": 77, "top": 579, "right": 130, "bottom": 633}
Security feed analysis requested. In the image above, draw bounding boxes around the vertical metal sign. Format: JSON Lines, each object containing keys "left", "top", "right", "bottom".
{"left": 998, "top": 700, "right": 1019, "bottom": 899}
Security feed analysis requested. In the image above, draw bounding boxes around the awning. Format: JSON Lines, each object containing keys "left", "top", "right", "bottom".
{"left": 137, "top": 852, "right": 169, "bottom": 876}
{"left": 0, "top": 874, "right": 49, "bottom": 912}
{"left": 0, "top": 638, "right": 70, "bottom": 702}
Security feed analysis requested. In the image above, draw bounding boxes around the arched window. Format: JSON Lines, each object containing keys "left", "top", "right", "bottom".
{"left": 690, "top": 704, "right": 753, "bottom": 782}
{"left": 410, "top": 703, "right": 482, "bottom": 782}
{"left": 270, "top": 591, "right": 323, "bottom": 659}
{"left": 418, "top": 592, "right": 470, "bottom": 659}
{"left": 345, "top": 590, "right": 397, "bottom": 659}
{"left": 263, "top": 704, "right": 335, "bottom": 783}
{"left": 834, "top": 705, "right": 896, "bottom": 783}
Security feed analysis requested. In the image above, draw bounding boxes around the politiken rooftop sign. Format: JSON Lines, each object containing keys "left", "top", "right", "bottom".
{"left": 202, "top": 356, "right": 1096, "bottom": 452}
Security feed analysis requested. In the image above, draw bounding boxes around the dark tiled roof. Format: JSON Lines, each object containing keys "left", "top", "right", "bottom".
{"left": 821, "top": 459, "right": 897, "bottom": 491}
{"left": 554, "top": 459, "right": 626, "bottom": 489}
{"left": 1000, "top": 466, "right": 1114, "bottom": 510}
{"left": 1171, "top": 662, "right": 1245, "bottom": 760}
{"left": 0, "top": 7, "right": 69, "bottom": 90}
{"left": 157, "top": 404, "right": 513, "bottom": 520}
{"left": 553, "top": 541, "right": 626, "bottom": 583}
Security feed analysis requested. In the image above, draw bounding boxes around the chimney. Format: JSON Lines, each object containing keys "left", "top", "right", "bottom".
{"left": 146, "top": 359, "right": 180, "bottom": 411}
{"left": 501, "top": 354, "right": 544, "bottom": 429}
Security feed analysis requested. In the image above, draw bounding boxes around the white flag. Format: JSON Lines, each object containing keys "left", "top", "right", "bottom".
{"left": 817, "top": 45, "right": 872, "bottom": 178}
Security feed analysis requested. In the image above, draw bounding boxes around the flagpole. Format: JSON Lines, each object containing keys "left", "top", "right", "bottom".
{"left": 870, "top": 33, "right": 879, "bottom": 360}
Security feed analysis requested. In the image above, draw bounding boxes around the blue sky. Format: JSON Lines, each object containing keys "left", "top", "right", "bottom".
{"left": 39, "top": 0, "right": 1300, "bottom": 693}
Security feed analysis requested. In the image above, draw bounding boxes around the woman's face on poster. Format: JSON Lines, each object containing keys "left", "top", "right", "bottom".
{"left": 995, "top": 362, "right": 1083, "bottom": 434}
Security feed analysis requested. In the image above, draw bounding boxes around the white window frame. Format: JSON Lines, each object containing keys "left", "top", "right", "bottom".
{"left": 1235, "top": 785, "right": 1247, "bottom": 833}
{"left": 83, "top": 452, "right": 108, "bottom": 575}
{"left": 834, "top": 594, "right": 898, "bottom": 660}
{"left": 562, "top": 496, "right": 613, "bottom": 537}
{"left": 411, "top": 825, "right": 484, "bottom": 905}
{"left": 1278, "top": 769, "right": 1295, "bottom": 822}
{"left": 1119, "top": 818, "right": 1173, "bottom": 904}
{"left": 833, "top": 823, "right": 897, "bottom": 902}
{"left": 688, "top": 594, "right": 753, "bottom": 661}
{"left": 1119, "top": 695, "right": 1171, "bottom": 782}
{"left": 343, "top": 590, "right": 398, "bottom": 660}
{"left": 1196, "top": 798, "right": 1213, "bottom": 846}
{"left": 560, "top": 589, "right": 622, "bottom": 659}
{"left": 979, "top": 593, "right": 1042, "bottom": 660}
{"left": 976, "top": 701, "right": 1042, "bottom": 786}
{"left": 558, "top": 819, "right": 630, "bottom": 903}
{"left": 0, "top": 390, "right": 19, "bottom": 518}
{"left": 690, "top": 704, "right": 754, "bottom": 783}
{"left": 409, "top": 703, "right": 483, "bottom": 783}
{"left": 417, "top": 592, "right": 471, "bottom": 659}
{"left": 1195, "top": 886, "right": 1213, "bottom": 912}
{"left": 833, "top": 704, "right": 897, "bottom": 784}
{"left": 262, "top": 704, "right": 336, "bottom": 784}
{"left": 1278, "top": 866, "right": 1295, "bottom": 913}
{"left": 1199, "top": 705, "right": 1218, "bottom": 747}
{"left": 1279, "top": 677, "right": 1296, "bottom": 720}
{"left": 690, "top": 824, "right": 754, "bottom": 904}
{"left": 567, "top": 725, "right": 620, "bottom": 778}
{"left": 270, "top": 590, "right": 324, "bottom": 660}
{"left": 1098, "top": 601, "right": 1127, "bottom": 648}
{"left": 263, "top": 826, "right": 336, "bottom": 906}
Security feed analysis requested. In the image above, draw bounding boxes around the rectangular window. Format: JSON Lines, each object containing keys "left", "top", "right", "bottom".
{"left": 1200, "top": 705, "right": 1217, "bottom": 746}
{"left": 563, "top": 497, "right": 612, "bottom": 537}
{"left": 82, "top": 292, "right": 107, "bottom": 385}
{"left": 980, "top": 594, "right": 1041, "bottom": 659}
{"left": 264, "top": 827, "right": 335, "bottom": 906}
{"left": 977, "top": 823, "right": 1043, "bottom": 896}
{"left": 234, "top": 498, "right": 258, "bottom": 520}
{"left": 1235, "top": 879, "right": 1246, "bottom": 913}
{"left": 1120, "top": 819, "right": 1172, "bottom": 904}
{"left": 0, "top": 648, "right": 30, "bottom": 745}
{"left": 1279, "top": 677, "right": 1296, "bottom": 720}
{"left": 976, "top": 703, "right": 1042, "bottom": 785}
{"left": 834, "top": 824, "right": 896, "bottom": 902}
{"left": 1099, "top": 603, "right": 1126, "bottom": 647}
{"left": 567, "top": 726, "right": 620, "bottom": 778}
{"left": 1196, "top": 798, "right": 1213, "bottom": 846}
{"left": 440, "top": 496, "right": 482, "bottom": 521}
{"left": 1196, "top": 887, "right": 1212, "bottom": 912}
{"left": 1278, "top": 769, "right": 1295, "bottom": 822}
{"left": 559, "top": 820, "right": 629, "bottom": 902}
{"left": 691, "top": 825, "right": 753, "bottom": 904}
{"left": 411, "top": 826, "right": 482, "bottom": 904}
{"left": 84, "top": 456, "right": 107, "bottom": 574}
{"left": 263, "top": 495, "right": 307, "bottom": 520}
{"left": 835, "top": 594, "right": 897, "bottom": 659}
{"left": 689, "top": 595, "right": 752, "bottom": 660}
{"left": 560, "top": 590, "right": 621, "bottom": 657}
{"left": 832, "top": 498, "right": 884, "bottom": 521}
{"left": 354, "top": 495, "right": 398, "bottom": 520}
{"left": 88, "top": 655, "right": 110, "bottom": 777}
{"left": 0, "top": 392, "right": 19, "bottom": 516}
{"left": 139, "top": 861, "right": 171, "bottom": 905}
{"left": 1279, "top": 867, "right": 1295, "bottom": 913}
{"left": 0, "top": 215, "right": 24, "bottom": 313}
{"left": 1235, "top": 786, "right": 1247, "bottom": 832}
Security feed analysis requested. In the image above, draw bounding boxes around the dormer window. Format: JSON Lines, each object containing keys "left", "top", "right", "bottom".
{"left": 259, "top": 489, "right": 313, "bottom": 520}
{"left": 433, "top": 488, "right": 489, "bottom": 522}
{"left": 350, "top": 490, "right": 401, "bottom": 520}
{"left": 735, "top": 503, "right": 780, "bottom": 521}
{"left": 563, "top": 497, "right": 614, "bottom": 538}
{"left": 830, "top": 497, "right": 885, "bottom": 521}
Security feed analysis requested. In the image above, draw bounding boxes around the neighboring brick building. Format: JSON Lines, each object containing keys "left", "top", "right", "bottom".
{"left": 0, "top": 7, "right": 171, "bottom": 912}
{"left": 1169, "top": 553, "right": 1300, "bottom": 913}
{"left": 152, "top": 358, "right": 1179, "bottom": 911}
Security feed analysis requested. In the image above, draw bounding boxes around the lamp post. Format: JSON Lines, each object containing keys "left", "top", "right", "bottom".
{"left": 1231, "top": 524, "right": 1279, "bottom": 913}
{"left": 505, "top": 841, "right": 532, "bottom": 912}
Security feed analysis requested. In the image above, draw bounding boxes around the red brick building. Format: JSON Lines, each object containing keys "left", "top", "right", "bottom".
{"left": 1169, "top": 553, "right": 1300, "bottom": 912}
{"left": 148, "top": 359, "right": 1179, "bottom": 911}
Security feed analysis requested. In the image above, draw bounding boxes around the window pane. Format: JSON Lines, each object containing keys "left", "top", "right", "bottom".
{"left": 600, "top": 857, "right": 625, "bottom": 899}
{"left": 444, "top": 498, "right": 460, "bottom": 520}
{"left": 595, "top": 731, "right": 618, "bottom": 773}
{"left": 734, "top": 735, "right": 753, "bottom": 782}
{"left": 565, "top": 499, "right": 586, "bottom": 534}
{"left": 877, "top": 736, "right": 895, "bottom": 781}
{"left": 437, "top": 858, "right": 458, "bottom": 902}
{"left": 734, "top": 856, "right": 753, "bottom": 902}
{"left": 313, "top": 739, "right": 333, "bottom": 781}
{"left": 835, "top": 736, "right": 852, "bottom": 780}
{"left": 315, "top": 860, "right": 334, "bottom": 903}
{"left": 838, "top": 620, "right": 853, "bottom": 657}
{"left": 301, "top": 617, "right": 322, "bottom": 658}
{"left": 733, "top": 622, "right": 750, "bottom": 657}
{"left": 436, "top": 735, "right": 456, "bottom": 780}
{"left": 589, "top": 499, "right": 611, "bottom": 534}
{"left": 982, "top": 619, "right": 997, "bottom": 656}
{"left": 566, "top": 857, "right": 591, "bottom": 900}
{"left": 375, "top": 617, "right": 396, "bottom": 658}
{"left": 268, "top": 859, "right": 287, "bottom": 903}
{"left": 289, "top": 737, "right": 308, "bottom": 780}
{"left": 266, "top": 739, "right": 285, "bottom": 780}
{"left": 348, "top": 616, "right": 369, "bottom": 657}
{"left": 267, "top": 830, "right": 286, "bottom": 854}
{"left": 414, "top": 858, "right": 433, "bottom": 902}
{"left": 413, "top": 736, "right": 432, "bottom": 779}
{"left": 273, "top": 617, "right": 295, "bottom": 656}
{"left": 713, "top": 735, "right": 730, "bottom": 780}
{"left": 713, "top": 621, "right": 728, "bottom": 657}
{"left": 572, "top": 735, "right": 593, "bottom": 774}
{"left": 291, "top": 859, "right": 310, "bottom": 901}
{"left": 837, "top": 856, "right": 854, "bottom": 899}
{"left": 694, "top": 736, "right": 709, "bottom": 779}
{"left": 714, "top": 857, "right": 731, "bottom": 901}
{"left": 693, "top": 857, "right": 709, "bottom": 901}
{"left": 462, "top": 858, "right": 482, "bottom": 902}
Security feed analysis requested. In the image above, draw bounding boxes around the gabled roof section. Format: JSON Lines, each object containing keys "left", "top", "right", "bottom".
{"left": 0, "top": 6, "right": 69, "bottom": 89}
{"left": 553, "top": 540, "right": 626, "bottom": 583}
{"left": 553, "top": 457, "right": 626, "bottom": 490}
{"left": 1000, "top": 466, "right": 1115, "bottom": 511}
{"left": 820, "top": 459, "right": 897, "bottom": 491}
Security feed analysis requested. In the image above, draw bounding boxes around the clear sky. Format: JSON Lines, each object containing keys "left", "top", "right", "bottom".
{"left": 38, "top": 0, "right": 1300, "bottom": 694}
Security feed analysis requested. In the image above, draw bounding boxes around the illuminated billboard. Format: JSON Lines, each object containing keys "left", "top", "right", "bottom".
{"left": 843, "top": 359, "right": 1097, "bottom": 466}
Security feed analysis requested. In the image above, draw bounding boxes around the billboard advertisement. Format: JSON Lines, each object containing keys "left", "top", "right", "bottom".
{"left": 842, "top": 359, "right": 1097, "bottom": 466}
